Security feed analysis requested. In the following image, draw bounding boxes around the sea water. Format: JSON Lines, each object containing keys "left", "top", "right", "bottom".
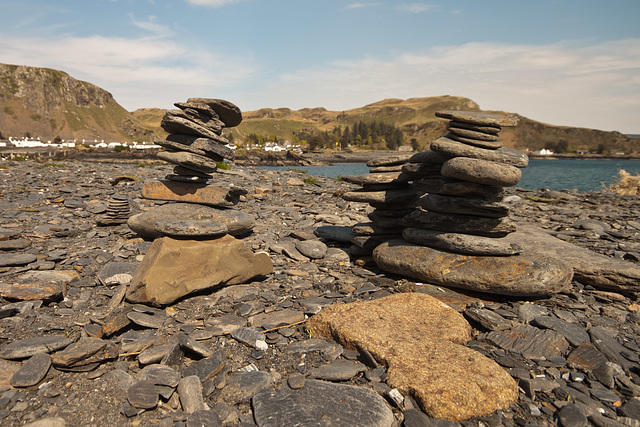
{"left": 259, "top": 159, "right": 640, "bottom": 192}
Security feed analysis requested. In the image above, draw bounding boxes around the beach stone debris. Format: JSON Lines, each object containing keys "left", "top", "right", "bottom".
{"left": 402, "top": 210, "right": 517, "bottom": 237}
{"left": 0, "top": 238, "right": 31, "bottom": 250}
{"left": 294, "top": 239, "right": 328, "bottom": 259}
{"left": 183, "top": 352, "right": 226, "bottom": 382}
{"left": 484, "top": 324, "right": 570, "bottom": 360}
{"left": 0, "top": 270, "right": 79, "bottom": 302}
{"left": 127, "top": 202, "right": 254, "bottom": 239}
{"left": 308, "top": 359, "right": 367, "bottom": 381}
{"left": 10, "top": 353, "right": 51, "bottom": 387}
{"left": 308, "top": 292, "right": 518, "bottom": 421}
{"left": 126, "top": 236, "right": 273, "bottom": 306}
{"left": 127, "top": 380, "right": 159, "bottom": 409}
{"left": 373, "top": 240, "right": 573, "bottom": 296}
{"left": 252, "top": 379, "right": 395, "bottom": 427}
{"left": 50, "top": 337, "right": 118, "bottom": 369}
{"left": 0, "top": 253, "right": 37, "bottom": 267}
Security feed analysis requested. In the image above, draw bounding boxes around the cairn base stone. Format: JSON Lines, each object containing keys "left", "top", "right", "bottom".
{"left": 403, "top": 228, "right": 522, "bottom": 256}
{"left": 126, "top": 236, "right": 273, "bottom": 306}
{"left": 373, "top": 240, "right": 573, "bottom": 296}
{"left": 308, "top": 293, "right": 517, "bottom": 421}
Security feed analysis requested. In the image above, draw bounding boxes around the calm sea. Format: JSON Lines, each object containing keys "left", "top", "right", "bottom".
{"left": 259, "top": 158, "right": 640, "bottom": 192}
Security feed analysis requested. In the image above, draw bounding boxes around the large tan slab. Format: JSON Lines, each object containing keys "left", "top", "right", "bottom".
{"left": 141, "top": 181, "right": 247, "bottom": 207}
{"left": 308, "top": 293, "right": 517, "bottom": 421}
{"left": 506, "top": 224, "right": 640, "bottom": 292}
{"left": 373, "top": 240, "right": 573, "bottom": 296}
{"left": 126, "top": 236, "right": 272, "bottom": 306}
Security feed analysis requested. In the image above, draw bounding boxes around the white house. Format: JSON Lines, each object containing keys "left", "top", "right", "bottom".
{"left": 533, "top": 148, "right": 554, "bottom": 155}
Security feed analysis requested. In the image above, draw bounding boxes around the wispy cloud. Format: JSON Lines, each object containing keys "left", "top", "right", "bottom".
{"left": 129, "top": 15, "right": 174, "bottom": 38}
{"left": 346, "top": 3, "right": 380, "bottom": 10}
{"left": 183, "top": 0, "right": 246, "bottom": 7}
{"left": 256, "top": 39, "right": 640, "bottom": 133}
{"left": 396, "top": 3, "right": 437, "bottom": 13}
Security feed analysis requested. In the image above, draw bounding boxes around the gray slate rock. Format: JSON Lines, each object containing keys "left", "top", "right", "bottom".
{"left": 589, "top": 326, "right": 634, "bottom": 371}
{"left": 402, "top": 209, "right": 517, "bottom": 238}
{"left": 415, "top": 193, "right": 510, "bottom": 218}
{"left": 186, "top": 98, "right": 243, "bottom": 127}
{"left": 464, "top": 308, "right": 512, "bottom": 331}
{"left": 156, "top": 150, "right": 219, "bottom": 174}
{"left": 441, "top": 157, "right": 522, "bottom": 187}
{"left": 0, "top": 239, "right": 31, "bottom": 251}
{"left": 532, "top": 316, "right": 590, "bottom": 347}
{"left": 435, "top": 110, "right": 519, "bottom": 127}
{"left": 161, "top": 111, "right": 227, "bottom": 142}
{"left": 556, "top": 403, "right": 588, "bottom": 427}
{"left": 485, "top": 324, "right": 570, "bottom": 360}
{"left": 446, "top": 132, "right": 502, "bottom": 149}
{"left": 408, "top": 150, "right": 451, "bottom": 165}
{"left": 127, "top": 380, "right": 159, "bottom": 409}
{"left": 400, "top": 162, "right": 442, "bottom": 178}
{"left": 0, "top": 336, "right": 73, "bottom": 360}
{"left": 186, "top": 410, "right": 222, "bottom": 427}
{"left": 308, "top": 359, "right": 367, "bottom": 381}
{"left": 431, "top": 136, "right": 529, "bottom": 167}
{"left": 10, "top": 353, "right": 51, "bottom": 387}
{"left": 413, "top": 178, "right": 504, "bottom": 202}
{"left": 295, "top": 240, "right": 328, "bottom": 259}
{"left": 153, "top": 220, "right": 228, "bottom": 239}
{"left": 183, "top": 352, "right": 226, "bottom": 382}
{"left": 314, "top": 225, "right": 352, "bottom": 243}
{"left": 127, "top": 311, "right": 166, "bottom": 329}
{"left": 0, "top": 253, "right": 37, "bottom": 267}
{"left": 138, "top": 364, "right": 180, "bottom": 388}
{"left": 447, "top": 124, "right": 499, "bottom": 141}
{"left": 252, "top": 379, "right": 394, "bottom": 427}
{"left": 231, "top": 327, "right": 266, "bottom": 349}
{"left": 159, "top": 134, "right": 233, "bottom": 161}
{"left": 178, "top": 375, "right": 206, "bottom": 413}
{"left": 403, "top": 228, "right": 522, "bottom": 256}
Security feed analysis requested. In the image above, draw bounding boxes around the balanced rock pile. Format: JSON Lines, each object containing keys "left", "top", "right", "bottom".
{"left": 341, "top": 155, "right": 419, "bottom": 257}
{"left": 373, "top": 110, "right": 575, "bottom": 297}
{"left": 124, "top": 99, "right": 272, "bottom": 306}
{"left": 402, "top": 110, "right": 528, "bottom": 256}
{"left": 97, "top": 195, "right": 131, "bottom": 226}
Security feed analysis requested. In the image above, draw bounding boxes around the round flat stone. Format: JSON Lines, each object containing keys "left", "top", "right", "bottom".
{"left": 295, "top": 240, "right": 328, "bottom": 259}
{"left": 374, "top": 240, "right": 573, "bottom": 297}
{"left": 403, "top": 228, "right": 522, "bottom": 256}
{"left": 441, "top": 157, "right": 522, "bottom": 187}
{"left": 431, "top": 136, "right": 529, "bottom": 168}
{"left": 447, "top": 133, "right": 503, "bottom": 149}
{"left": 436, "top": 110, "right": 519, "bottom": 127}
{"left": 127, "top": 380, "right": 159, "bottom": 409}
{"left": 153, "top": 220, "right": 228, "bottom": 238}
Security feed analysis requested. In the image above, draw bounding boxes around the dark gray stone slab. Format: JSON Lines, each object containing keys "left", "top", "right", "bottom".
{"left": 464, "top": 308, "right": 512, "bottom": 331}
{"left": 441, "top": 157, "right": 521, "bottom": 187}
{"left": 186, "top": 98, "right": 243, "bottom": 127}
{"left": 231, "top": 327, "right": 266, "bottom": 349}
{"left": 127, "top": 312, "right": 166, "bottom": 329}
{"left": 97, "top": 262, "right": 138, "bottom": 286}
{"left": 0, "top": 253, "right": 37, "bottom": 267}
{"left": 431, "top": 136, "right": 529, "bottom": 168}
{"left": 156, "top": 150, "right": 219, "bottom": 174}
{"left": 252, "top": 379, "right": 394, "bottom": 427}
{"left": 10, "top": 353, "right": 51, "bottom": 387}
{"left": 402, "top": 209, "right": 517, "bottom": 238}
{"left": 532, "top": 316, "right": 590, "bottom": 347}
{"left": 403, "top": 228, "right": 522, "bottom": 256}
{"left": 365, "top": 155, "right": 412, "bottom": 167}
{"left": 138, "top": 364, "right": 180, "bottom": 388}
{"left": 183, "top": 352, "right": 226, "bottom": 382}
{"left": 314, "top": 225, "right": 353, "bottom": 243}
{"left": 408, "top": 150, "right": 451, "bottom": 165}
{"left": 485, "top": 324, "right": 570, "bottom": 360}
{"left": 0, "top": 336, "right": 72, "bottom": 360}
{"left": 446, "top": 132, "right": 502, "bottom": 149}
{"left": 415, "top": 193, "right": 510, "bottom": 218}
{"left": 435, "top": 110, "right": 518, "bottom": 127}
{"left": 127, "top": 380, "right": 159, "bottom": 409}
{"left": 0, "top": 239, "right": 31, "bottom": 251}
{"left": 400, "top": 163, "right": 442, "bottom": 178}
{"left": 178, "top": 375, "right": 206, "bottom": 413}
{"left": 308, "top": 360, "right": 367, "bottom": 381}
{"left": 159, "top": 134, "right": 233, "bottom": 161}
{"left": 186, "top": 410, "right": 222, "bottom": 427}
{"left": 566, "top": 344, "right": 608, "bottom": 370}
{"left": 589, "top": 326, "right": 634, "bottom": 371}
{"left": 412, "top": 178, "right": 505, "bottom": 202}
{"left": 448, "top": 124, "right": 499, "bottom": 141}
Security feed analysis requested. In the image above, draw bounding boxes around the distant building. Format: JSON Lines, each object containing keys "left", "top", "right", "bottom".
{"left": 533, "top": 148, "right": 554, "bottom": 155}
{"left": 398, "top": 145, "right": 413, "bottom": 152}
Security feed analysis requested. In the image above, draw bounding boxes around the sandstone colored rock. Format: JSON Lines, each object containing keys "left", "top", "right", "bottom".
{"left": 128, "top": 203, "right": 253, "bottom": 239}
{"left": 373, "top": 240, "right": 573, "bottom": 296}
{"left": 0, "top": 270, "right": 79, "bottom": 302}
{"left": 431, "top": 137, "right": 529, "bottom": 168}
{"left": 435, "top": 110, "right": 519, "bottom": 127}
{"left": 441, "top": 157, "right": 522, "bottom": 187}
{"left": 141, "top": 181, "right": 247, "bottom": 207}
{"left": 403, "top": 228, "right": 522, "bottom": 256}
{"left": 126, "top": 236, "right": 273, "bottom": 306}
{"left": 308, "top": 293, "right": 517, "bottom": 421}
{"left": 505, "top": 225, "right": 640, "bottom": 292}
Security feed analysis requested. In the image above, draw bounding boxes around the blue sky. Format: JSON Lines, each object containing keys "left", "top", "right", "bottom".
{"left": 1, "top": 0, "right": 639, "bottom": 133}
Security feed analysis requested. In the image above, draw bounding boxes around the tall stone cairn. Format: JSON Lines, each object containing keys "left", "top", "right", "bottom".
{"left": 401, "top": 110, "right": 529, "bottom": 256}
{"left": 341, "top": 155, "right": 419, "bottom": 257}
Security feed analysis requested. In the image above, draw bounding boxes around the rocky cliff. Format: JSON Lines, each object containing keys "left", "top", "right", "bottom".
{"left": 0, "top": 63, "right": 157, "bottom": 142}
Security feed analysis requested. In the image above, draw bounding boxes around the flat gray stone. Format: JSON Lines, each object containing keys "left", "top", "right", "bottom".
{"left": 504, "top": 225, "right": 640, "bottom": 293}
{"left": 227, "top": 370, "right": 272, "bottom": 399}
{"left": 441, "top": 157, "right": 522, "bottom": 187}
{"left": 365, "top": 155, "right": 412, "bottom": 167}
{"left": 206, "top": 314, "right": 247, "bottom": 335}
{"left": 400, "top": 163, "right": 442, "bottom": 178}
{"left": 0, "top": 239, "right": 31, "bottom": 251}
{"left": 413, "top": 178, "right": 505, "bottom": 202}
{"left": 308, "top": 360, "right": 367, "bottom": 381}
{"left": 157, "top": 150, "right": 219, "bottom": 174}
{"left": 431, "top": 136, "right": 529, "bottom": 168}
{"left": 252, "top": 379, "right": 394, "bottom": 427}
{"left": 447, "top": 132, "right": 503, "bottom": 149}
{"left": 0, "top": 336, "right": 73, "bottom": 360}
{"left": 402, "top": 209, "right": 517, "bottom": 238}
{"left": 153, "top": 220, "right": 227, "bottom": 239}
{"left": 415, "top": 193, "right": 510, "bottom": 218}
{"left": 10, "top": 353, "right": 51, "bottom": 387}
{"left": 0, "top": 253, "right": 37, "bottom": 267}
{"left": 448, "top": 120, "right": 501, "bottom": 135}
{"left": 249, "top": 309, "right": 305, "bottom": 330}
{"left": 187, "top": 98, "right": 242, "bottom": 127}
{"left": 138, "top": 364, "right": 181, "bottom": 387}
{"left": 127, "top": 312, "right": 166, "bottom": 329}
{"left": 464, "top": 308, "right": 512, "bottom": 331}
{"left": 403, "top": 228, "right": 522, "bottom": 256}
{"left": 186, "top": 410, "right": 222, "bottom": 427}
{"left": 374, "top": 240, "right": 573, "bottom": 297}
{"left": 590, "top": 326, "right": 635, "bottom": 371}
{"left": 352, "top": 222, "right": 403, "bottom": 236}
{"left": 295, "top": 240, "right": 327, "bottom": 259}
{"left": 485, "top": 324, "right": 570, "bottom": 360}
{"left": 342, "top": 188, "right": 421, "bottom": 205}
{"left": 435, "top": 110, "right": 519, "bottom": 127}
{"left": 342, "top": 172, "right": 410, "bottom": 186}
{"left": 314, "top": 226, "right": 352, "bottom": 243}
{"left": 97, "top": 262, "right": 138, "bottom": 286}
{"left": 531, "top": 316, "right": 590, "bottom": 347}
{"left": 127, "top": 203, "right": 253, "bottom": 240}
{"left": 127, "top": 380, "right": 159, "bottom": 409}
{"left": 161, "top": 111, "right": 227, "bottom": 142}
{"left": 408, "top": 150, "right": 451, "bottom": 165}
{"left": 159, "top": 134, "right": 234, "bottom": 160}
{"left": 231, "top": 327, "right": 266, "bottom": 349}
{"left": 448, "top": 124, "right": 499, "bottom": 141}
{"left": 183, "top": 352, "right": 226, "bottom": 382}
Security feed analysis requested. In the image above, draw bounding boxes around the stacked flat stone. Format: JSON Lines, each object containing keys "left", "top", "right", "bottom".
{"left": 341, "top": 155, "right": 420, "bottom": 256}
{"left": 97, "top": 195, "right": 130, "bottom": 226}
{"left": 401, "top": 110, "right": 529, "bottom": 256}
{"left": 129, "top": 98, "right": 255, "bottom": 241}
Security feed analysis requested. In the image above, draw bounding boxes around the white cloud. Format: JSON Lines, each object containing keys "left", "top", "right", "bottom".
{"left": 129, "top": 15, "right": 174, "bottom": 38}
{"left": 346, "top": 3, "right": 380, "bottom": 10}
{"left": 183, "top": 0, "right": 245, "bottom": 7}
{"left": 253, "top": 39, "right": 640, "bottom": 133}
{"left": 396, "top": 3, "right": 437, "bottom": 13}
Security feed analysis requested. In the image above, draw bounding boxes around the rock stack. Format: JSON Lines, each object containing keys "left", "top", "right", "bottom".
{"left": 97, "top": 195, "right": 131, "bottom": 226}
{"left": 125, "top": 99, "right": 273, "bottom": 306}
{"left": 401, "top": 110, "right": 529, "bottom": 256}
{"left": 341, "top": 155, "right": 420, "bottom": 257}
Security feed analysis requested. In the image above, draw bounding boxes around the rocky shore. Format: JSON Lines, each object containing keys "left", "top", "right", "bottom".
{"left": 1, "top": 158, "right": 640, "bottom": 426}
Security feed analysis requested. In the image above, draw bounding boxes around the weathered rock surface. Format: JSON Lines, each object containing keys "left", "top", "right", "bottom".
{"left": 126, "top": 236, "right": 273, "bottom": 306}
{"left": 308, "top": 293, "right": 517, "bottom": 421}
{"left": 374, "top": 240, "right": 573, "bottom": 296}
{"left": 402, "top": 209, "right": 517, "bottom": 237}
{"left": 141, "top": 181, "right": 247, "bottom": 207}
{"left": 435, "top": 110, "right": 519, "bottom": 127}
{"left": 431, "top": 136, "right": 529, "bottom": 168}
{"left": 403, "top": 228, "right": 522, "bottom": 256}
{"left": 441, "top": 157, "right": 522, "bottom": 187}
